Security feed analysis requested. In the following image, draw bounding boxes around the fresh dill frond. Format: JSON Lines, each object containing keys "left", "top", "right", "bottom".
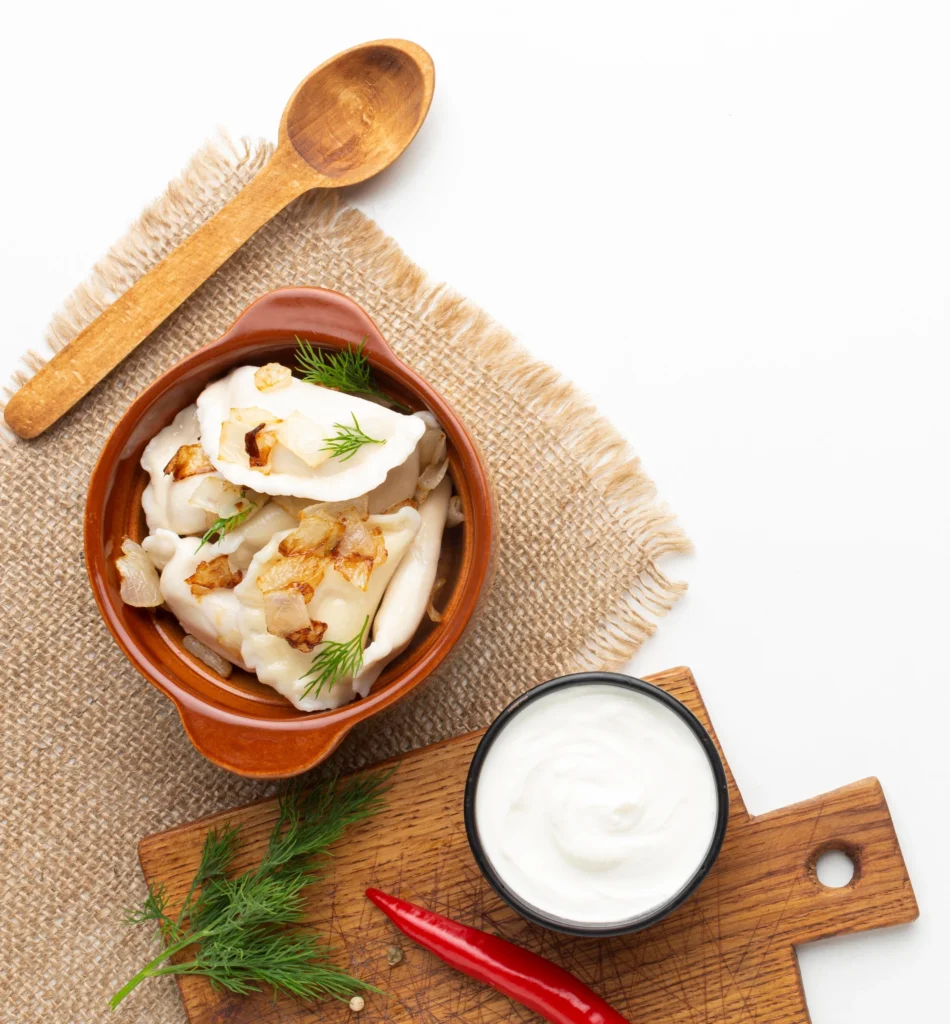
{"left": 295, "top": 337, "right": 409, "bottom": 411}
{"left": 175, "top": 823, "right": 241, "bottom": 930}
{"left": 295, "top": 337, "right": 381, "bottom": 397}
{"left": 176, "top": 928, "right": 373, "bottom": 1001}
{"left": 319, "top": 415, "right": 385, "bottom": 463}
{"left": 259, "top": 772, "right": 391, "bottom": 878}
{"left": 197, "top": 496, "right": 257, "bottom": 550}
{"left": 299, "top": 617, "right": 369, "bottom": 698}
{"left": 111, "top": 772, "right": 391, "bottom": 1011}
{"left": 123, "top": 882, "right": 177, "bottom": 941}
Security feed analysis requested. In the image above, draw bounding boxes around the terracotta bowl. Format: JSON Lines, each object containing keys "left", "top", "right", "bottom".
{"left": 85, "top": 287, "right": 494, "bottom": 778}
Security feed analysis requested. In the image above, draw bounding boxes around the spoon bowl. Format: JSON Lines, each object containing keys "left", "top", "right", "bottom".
{"left": 281, "top": 40, "right": 434, "bottom": 184}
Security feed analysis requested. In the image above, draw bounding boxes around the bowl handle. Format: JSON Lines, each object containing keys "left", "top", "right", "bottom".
{"left": 175, "top": 699, "right": 355, "bottom": 779}
{"left": 214, "top": 286, "right": 397, "bottom": 362}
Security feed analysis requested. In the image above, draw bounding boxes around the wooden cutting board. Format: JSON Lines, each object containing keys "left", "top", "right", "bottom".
{"left": 138, "top": 667, "right": 918, "bottom": 1023}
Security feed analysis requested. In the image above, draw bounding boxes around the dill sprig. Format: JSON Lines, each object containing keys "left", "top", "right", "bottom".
{"left": 296, "top": 337, "right": 383, "bottom": 398}
{"left": 197, "top": 496, "right": 257, "bottom": 550}
{"left": 295, "top": 337, "right": 409, "bottom": 411}
{"left": 300, "top": 616, "right": 369, "bottom": 698}
{"left": 111, "top": 771, "right": 391, "bottom": 1011}
{"left": 319, "top": 415, "right": 385, "bottom": 463}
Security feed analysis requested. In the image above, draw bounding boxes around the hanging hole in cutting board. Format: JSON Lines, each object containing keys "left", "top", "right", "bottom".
{"left": 815, "top": 848, "right": 857, "bottom": 888}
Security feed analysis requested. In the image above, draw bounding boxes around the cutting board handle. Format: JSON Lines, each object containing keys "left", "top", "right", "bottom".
{"left": 751, "top": 777, "right": 918, "bottom": 945}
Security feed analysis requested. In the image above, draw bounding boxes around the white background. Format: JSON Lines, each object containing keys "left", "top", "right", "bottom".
{"left": 2, "top": 1, "right": 947, "bottom": 1019}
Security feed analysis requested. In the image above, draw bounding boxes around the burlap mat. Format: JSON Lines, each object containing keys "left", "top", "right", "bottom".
{"left": 0, "top": 134, "right": 688, "bottom": 1023}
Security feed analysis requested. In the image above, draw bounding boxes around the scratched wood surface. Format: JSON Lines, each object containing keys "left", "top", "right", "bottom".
{"left": 138, "top": 667, "right": 919, "bottom": 1023}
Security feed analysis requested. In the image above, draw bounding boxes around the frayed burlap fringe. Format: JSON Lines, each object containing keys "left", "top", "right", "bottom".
{"left": 0, "top": 131, "right": 689, "bottom": 1024}
{"left": 6, "top": 131, "right": 688, "bottom": 673}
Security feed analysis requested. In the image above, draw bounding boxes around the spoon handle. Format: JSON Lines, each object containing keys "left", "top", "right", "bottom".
{"left": 4, "top": 145, "right": 316, "bottom": 439}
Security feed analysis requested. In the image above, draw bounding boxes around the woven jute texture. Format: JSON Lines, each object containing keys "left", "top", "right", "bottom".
{"left": 0, "top": 135, "right": 688, "bottom": 1023}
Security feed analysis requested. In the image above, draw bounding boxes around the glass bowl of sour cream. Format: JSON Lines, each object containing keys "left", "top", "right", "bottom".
{"left": 464, "top": 672, "right": 729, "bottom": 936}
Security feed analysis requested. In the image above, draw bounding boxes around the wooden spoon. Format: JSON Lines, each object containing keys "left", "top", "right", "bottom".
{"left": 5, "top": 39, "right": 435, "bottom": 439}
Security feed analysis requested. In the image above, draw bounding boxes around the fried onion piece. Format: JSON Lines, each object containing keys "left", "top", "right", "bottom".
{"left": 262, "top": 585, "right": 327, "bottom": 652}
{"left": 284, "top": 622, "right": 328, "bottom": 653}
{"left": 263, "top": 586, "right": 310, "bottom": 635}
{"left": 185, "top": 555, "right": 244, "bottom": 597}
{"left": 278, "top": 513, "right": 345, "bottom": 558}
{"left": 419, "top": 426, "right": 446, "bottom": 468}
{"left": 285, "top": 580, "right": 315, "bottom": 603}
{"left": 256, "top": 553, "right": 328, "bottom": 595}
{"left": 245, "top": 423, "right": 281, "bottom": 470}
{"left": 163, "top": 444, "right": 214, "bottom": 481}
{"left": 331, "top": 522, "right": 387, "bottom": 591}
{"left": 254, "top": 363, "right": 292, "bottom": 392}
{"left": 415, "top": 457, "right": 449, "bottom": 503}
{"left": 218, "top": 407, "right": 281, "bottom": 466}
{"left": 334, "top": 520, "right": 376, "bottom": 559}
{"left": 276, "top": 411, "right": 332, "bottom": 469}
{"left": 117, "top": 538, "right": 163, "bottom": 607}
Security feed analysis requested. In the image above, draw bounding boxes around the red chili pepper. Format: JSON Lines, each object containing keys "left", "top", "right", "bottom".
{"left": 365, "top": 888, "right": 631, "bottom": 1024}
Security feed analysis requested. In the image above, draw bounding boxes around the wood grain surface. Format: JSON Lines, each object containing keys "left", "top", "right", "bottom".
{"left": 138, "top": 667, "right": 919, "bottom": 1023}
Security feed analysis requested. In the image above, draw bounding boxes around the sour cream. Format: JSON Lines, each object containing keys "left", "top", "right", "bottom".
{"left": 472, "top": 682, "right": 721, "bottom": 926}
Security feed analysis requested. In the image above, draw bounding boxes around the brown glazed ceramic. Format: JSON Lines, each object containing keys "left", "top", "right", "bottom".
{"left": 85, "top": 288, "right": 494, "bottom": 778}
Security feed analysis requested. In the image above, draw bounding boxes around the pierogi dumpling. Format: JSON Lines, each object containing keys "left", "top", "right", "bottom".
{"left": 234, "top": 506, "right": 422, "bottom": 711}
{"left": 142, "top": 529, "right": 248, "bottom": 668}
{"left": 141, "top": 405, "right": 219, "bottom": 536}
{"left": 196, "top": 366, "right": 425, "bottom": 502}
{"left": 355, "top": 476, "right": 452, "bottom": 694}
